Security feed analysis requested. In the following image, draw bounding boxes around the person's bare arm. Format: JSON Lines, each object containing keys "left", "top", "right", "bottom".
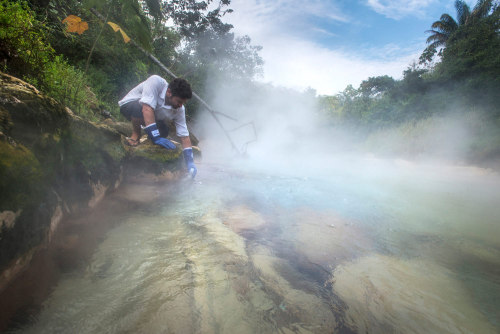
{"left": 180, "top": 136, "right": 192, "bottom": 149}
{"left": 142, "top": 103, "right": 156, "bottom": 125}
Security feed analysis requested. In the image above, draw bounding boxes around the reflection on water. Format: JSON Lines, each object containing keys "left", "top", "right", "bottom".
{"left": 8, "top": 159, "right": 500, "bottom": 333}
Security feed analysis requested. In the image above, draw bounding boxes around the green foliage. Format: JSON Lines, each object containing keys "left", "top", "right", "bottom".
{"left": 155, "top": 0, "right": 263, "bottom": 102}
{"left": 30, "top": 0, "right": 160, "bottom": 117}
{"left": 438, "top": 10, "right": 500, "bottom": 80}
{"left": 0, "top": 0, "right": 54, "bottom": 83}
{"left": 83, "top": 0, "right": 154, "bottom": 50}
{"left": 3, "top": 0, "right": 263, "bottom": 124}
{"left": 400, "top": 65, "right": 427, "bottom": 94}
{"left": 435, "top": 6, "right": 500, "bottom": 116}
{"left": 359, "top": 75, "right": 396, "bottom": 98}
{"left": 0, "top": 140, "right": 43, "bottom": 212}
{"left": 422, "top": 0, "right": 497, "bottom": 64}
{"left": 426, "top": 13, "right": 458, "bottom": 49}
{"left": 419, "top": 44, "right": 438, "bottom": 65}
{"left": 317, "top": 95, "right": 342, "bottom": 120}
{"left": 43, "top": 55, "right": 99, "bottom": 119}
{"left": 162, "top": 0, "right": 233, "bottom": 39}
{"left": 152, "top": 25, "right": 181, "bottom": 68}
{"left": 0, "top": 1, "right": 102, "bottom": 118}
{"left": 363, "top": 109, "right": 500, "bottom": 162}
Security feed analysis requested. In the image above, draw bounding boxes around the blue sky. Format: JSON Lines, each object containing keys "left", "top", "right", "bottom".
{"left": 225, "top": 0, "right": 466, "bottom": 94}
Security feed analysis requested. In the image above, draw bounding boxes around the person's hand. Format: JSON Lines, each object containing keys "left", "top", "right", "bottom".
{"left": 144, "top": 123, "right": 176, "bottom": 150}
{"left": 153, "top": 137, "right": 176, "bottom": 150}
{"left": 183, "top": 148, "right": 197, "bottom": 179}
{"left": 188, "top": 165, "right": 197, "bottom": 179}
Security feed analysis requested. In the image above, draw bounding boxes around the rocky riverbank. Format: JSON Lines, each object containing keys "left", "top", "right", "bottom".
{"left": 0, "top": 72, "right": 199, "bottom": 330}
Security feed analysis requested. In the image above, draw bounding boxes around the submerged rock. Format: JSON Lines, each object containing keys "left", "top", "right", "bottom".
{"left": 250, "top": 245, "right": 339, "bottom": 333}
{"left": 289, "top": 209, "right": 373, "bottom": 267}
{"left": 331, "top": 254, "right": 497, "bottom": 334}
{"left": 220, "top": 205, "right": 267, "bottom": 233}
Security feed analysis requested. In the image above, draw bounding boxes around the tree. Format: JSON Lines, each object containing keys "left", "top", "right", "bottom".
{"left": 359, "top": 76, "right": 396, "bottom": 98}
{"left": 426, "top": 12, "right": 458, "bottom": 50}
{"left": 437, "top": 7, "right": 500, "bottom": 115}
{"left": 83, "top": 0, "right": 162, "bottom": 49}
{"left": 138, "top": 0, "right": 264, "bottom": 116}
{"left": 421, "top": 0, "right": 497, "bottom": 64}
{"left": 401, "top": 64, "right": 427, "bottom": 94}
{"left": 439, "top": 7, "right": 500, "bottom": 77}
{"left": 160, "top": 0, "right": 233, "bottom": 39}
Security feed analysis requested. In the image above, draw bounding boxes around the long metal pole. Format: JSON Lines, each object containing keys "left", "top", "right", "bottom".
{"left": 90, "top": 8, "right": 241, "bottom": 154}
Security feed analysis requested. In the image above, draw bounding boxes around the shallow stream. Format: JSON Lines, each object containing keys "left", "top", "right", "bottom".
{"left": 8, "top": 157, "right": 500, "bottom": 333}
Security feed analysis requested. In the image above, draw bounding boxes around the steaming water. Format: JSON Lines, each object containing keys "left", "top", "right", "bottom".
{"left": 8, "top": 157, "right": 500, "bottom": 333}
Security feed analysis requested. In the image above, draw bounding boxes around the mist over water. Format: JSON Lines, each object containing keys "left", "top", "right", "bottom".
{"left": 10, "top": 81, "right": 500, "bottom": 333}
{"left": 194, "top": 79, "right": 500, "bottom": 332}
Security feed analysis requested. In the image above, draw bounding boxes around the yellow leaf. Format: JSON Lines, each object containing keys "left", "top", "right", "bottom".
{"left": 62, "top": 15, "right": 88, "bottom": 35}
{"left": 119, "top": 29, "right": 131, "bottom": 43}
{"left": 107, "top": 22, "right": 131, "bottom": 43}
{"left": 106, "top": 22, "right": 120, "bottom": 32}
{"left": 76, "top": 21, "right": 88, "bottom": 35}
{"left": 62, "top": 15, "right": 81, "bottom": 25}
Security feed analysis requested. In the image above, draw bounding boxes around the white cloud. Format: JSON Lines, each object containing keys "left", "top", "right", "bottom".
{"left": 226, "top": 0, "right": 423, "bottom": 95}
{"left": 226, "top": 0, "right": 350, "bottom": 37}
{"left": 258, "top": 36, "right": 419, "bottom": 95}
{"left": 365, "top": 0, "right": 438, "bottom": 20}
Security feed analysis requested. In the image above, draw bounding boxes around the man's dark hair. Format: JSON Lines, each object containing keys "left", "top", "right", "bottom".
{"left": 169, "top": 78, "right": 192, "bottom": 99}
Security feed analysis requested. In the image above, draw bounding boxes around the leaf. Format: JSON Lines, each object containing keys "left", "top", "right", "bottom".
{"left": 62, "top": 15, "right": 88, "bottom": 35}
{"left": 107, "top": 22, "right": 131, "bottom": 43}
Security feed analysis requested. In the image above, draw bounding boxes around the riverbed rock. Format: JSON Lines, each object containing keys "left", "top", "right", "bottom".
{"left": 331, "top": 254, "right": 497, "bottom": 334}
{"left": 220, "top": 205, "right": 267, "bottom": 233}
{"left": 289, "top": 209, "right": 373, "bottom": 268}
{"left": 250, "top": 245, "right": 339, "bottom": 333}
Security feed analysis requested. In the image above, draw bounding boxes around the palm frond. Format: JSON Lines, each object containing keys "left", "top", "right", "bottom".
{"left": 426, "top": 31, "right": 448, "bottom": 45}
{"left": 428, "top": 40, "right": 444, "bottom": 50}
{"left": 455, "top": 0, "right": 471, "bottom": 25}
{"left": 430, "top": 14, "right": 459, "bottom": 34}
{"left": 471, "top": 0, "right": 494, "bottom": 21}
{"left": 440, "top": 13, "right": 459, "bottom": 29}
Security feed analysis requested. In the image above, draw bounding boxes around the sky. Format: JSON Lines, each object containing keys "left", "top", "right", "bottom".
{"left": 224, "top": 0, "right": 465, "bottom": 95}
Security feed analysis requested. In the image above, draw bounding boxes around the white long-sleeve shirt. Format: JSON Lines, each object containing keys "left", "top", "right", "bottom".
{"left": 118, "top": 75, "right": 189, "bottom": 137}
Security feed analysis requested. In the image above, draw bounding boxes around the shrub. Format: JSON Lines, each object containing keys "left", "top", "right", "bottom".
{"left": 0, "top": 1, "right": 100, "bottom": 119}
{"left": 42, "top": 55, "right": 99, "bottom": 119}
{"left": 0, "top": 0, "right": 53, "bottom": 83}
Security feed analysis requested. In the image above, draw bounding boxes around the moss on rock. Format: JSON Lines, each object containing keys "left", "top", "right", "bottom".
{"left": 0, "top": 139, "right": 43, "bottom": 212}
{"left": 121, "top": 136, "right": 184, "bottom": 174}
{"left": 124, "top": 137, "right": 182, "bottom": 162}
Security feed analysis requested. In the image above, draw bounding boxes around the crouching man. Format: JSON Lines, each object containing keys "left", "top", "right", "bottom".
{"left": 118, "top": 75, "right": 197, "bottom": 178}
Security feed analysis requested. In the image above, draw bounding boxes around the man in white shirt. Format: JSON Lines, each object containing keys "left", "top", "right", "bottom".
{"left": 118, "top": 75, "right": 197, "bottom": 178}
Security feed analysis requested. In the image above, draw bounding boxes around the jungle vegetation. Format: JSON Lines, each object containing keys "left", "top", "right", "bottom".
{"left": 1, "top": 0, "right": 499, "bottom": 164}
{"left": 0, "top": 0, "right": 263, "bottom": 120}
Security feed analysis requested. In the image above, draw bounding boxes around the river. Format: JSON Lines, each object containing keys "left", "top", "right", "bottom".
{"left": 7, "top": 154, "right": 500, "bottom": 333}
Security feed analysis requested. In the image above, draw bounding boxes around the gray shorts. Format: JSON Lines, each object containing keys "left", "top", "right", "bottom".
{"left": 120, "top": 101, "right": 143, "bottom": 120}
{"left": 120, "top": 101, "right": 169, "bottom": 137}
